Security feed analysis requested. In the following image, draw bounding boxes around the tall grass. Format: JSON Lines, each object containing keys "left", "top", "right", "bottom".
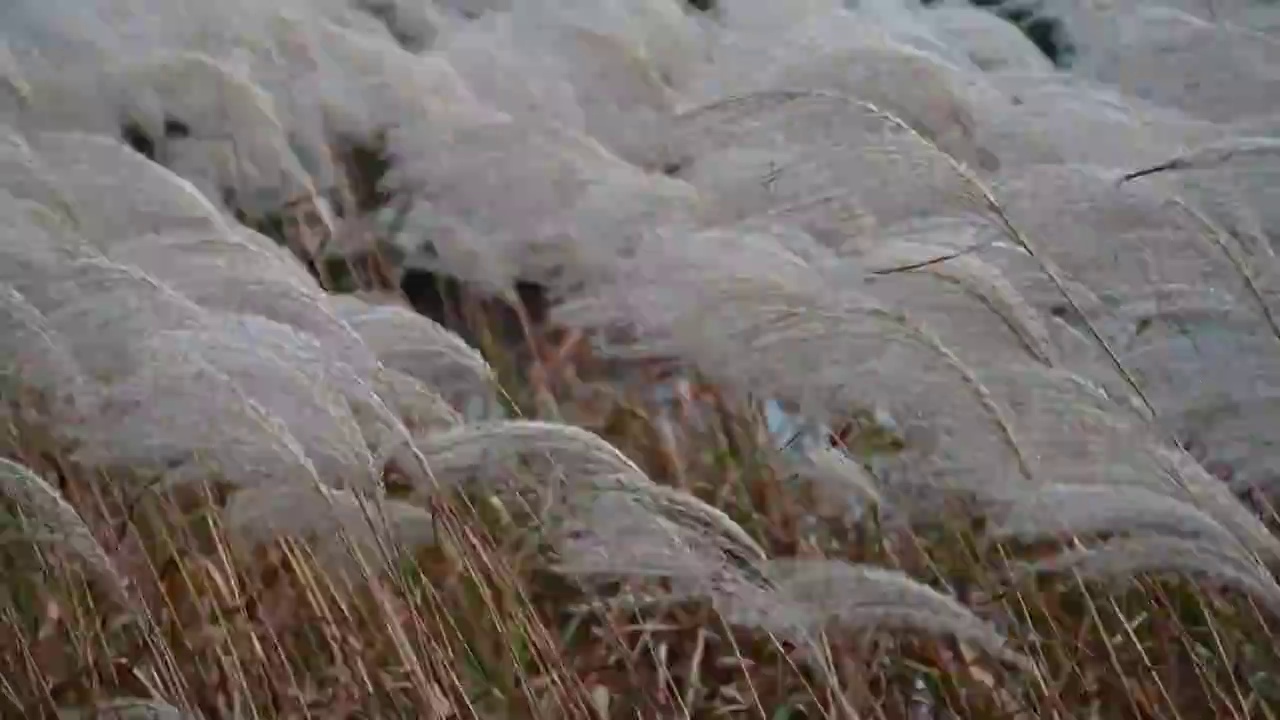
{"left": 2, "top": 0, "right": 1280, "bottom": 717}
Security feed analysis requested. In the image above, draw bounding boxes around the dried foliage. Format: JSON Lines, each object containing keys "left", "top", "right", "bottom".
{"left": 1, "top": 0, "right": 1280, "bottom": 718}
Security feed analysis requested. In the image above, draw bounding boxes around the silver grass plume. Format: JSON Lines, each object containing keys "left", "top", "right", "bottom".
{"left": 1173, "top": 392, "right": 1280, "bottom": 496}
{"left": 371, "top": 366, "right": 464, "bottom": 438}
{"left": 973, "top": 363, "right": 1280, "bottom": 563}
{"left": 554, "top": 226, "right": 1034, "bottom": 503}
{"left": 1120, "top": 136, "right": 1280, "bottom": 263}
{"left": 0, "top": 457, "right": 128, "bottom": 602}
{"left": 39, "top": 258, "right": 212, "bottom": 383}
{"left": 625, "top": 482, "right": 769, "bottom": 564}
{"left": 653, "top": 90, "right": 906, "bottom": 170}
{"left": 987, "top": 485, "right": 1251, "bottom": 553}
{"left": 0, "top": 284, "right": 86, "bottom": 418}
{"left": 435, "top": 12, "right": 586, "bottom": 133}
{"left": 851, "top": 239, "right": 1056, "bottom": 365}
{"left": 0, "top": 192, "right": 100, "bottom": 302}
{"left": 234, "top": 226, "right": 325, "bottom": 278}
{"left": 1108, "top": 298, "right": 1280, "bottom": 497}
{"left": 306, "top": 16, "right": 491, "bottom": 134}
{"left": 784, "top": 444, "right": 882, "bottom": 525}
{"left": 668, "top": 114, "right": 991, "bottom": 237}
{"left": 1101, "top": 283, "right": 1246, "bottom": 351}
{"left": 2, "top": 0, "right": 1279, "bottom": 699}
{"left": 922, "top": 6, "right": 1053, "bottom": 74}
{"left": 518, "top": 24, "right": 676, "bottom": 168}
{"left": 107, "top": 230, "right": 319, "bottom": 294}
{"left": 553, "top": 490, "right": 760, "bottom": 586}
{"left": 136, "top": 325, "right": 379, "bottom": 491}
{"left": 975, "top": 73, "right": 1219, "bottom": 169}
{"left": 25, "top": 131, "right": 234, "bottom": 248}
{"left": 117, "top": 51, "right": 315, "bottom": 215}
{"left": 770, "top": 47, "right": 988, "bottom": 167}
{"left": 413, "top": 419, "right": 653, "bottom": 492}
{"left": 383, "top": 200, "right": 520, "bottom": 299}
{"left": 414, "top": 419, "right": 766, "bottom": 563}
{"left": 69, "top": 337, "right": 324, "bottom": 495}
{"left": 0, "top": 123, "right": 71, "bottom": 212}
{"left": 512, "top": 0, "right": 700, "bottom": 99}
{"left": 983, "top": 163, "right": 1249, "bottom": 311}
{"left": 1016, "top": 536, "right": 1280, "bottom": 619}
{"left": 379, "top": 118, "right": 637, "bottom": 291}
{"left": 543, "top": 458, "right": 1016, "bottom": 664}
{"left": 416, "top": 420, "right": 781, "bottom": 630}
{"left": 1146, "top": 443, "right": 1280, "bottom": 563}
{"left": 0, "top": 40, "right": 27, "bottom": 119}
{"left": 524, "top": 168, "right": 705, "bottom": 294}
{"left": 325, "top": 294, "right": 495, "bottom": 414}
{"left": 109, "top": 235, "right": 374, "bottom": 374}
{"left": 738, "top": 559, "right": 1023, "bottom": 667}
{"left": 1121, "top": 136, "right": 1280, "bottom": 183}
{"left": 166, "top": 313, "right": 417, "bottom": 465}
{"left": 221, "top": 483, "right": 435, "bottom": 577}
{"left": 352, "top": 0, "right": 445, "bottom": 52}
{"left": 1062, "top": 5, "right": 1280, "bottom": 123}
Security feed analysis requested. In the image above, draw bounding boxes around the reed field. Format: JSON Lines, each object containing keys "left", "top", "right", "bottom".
{"left": 1, "top": 0, "right": 1280, "bottom": 717}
